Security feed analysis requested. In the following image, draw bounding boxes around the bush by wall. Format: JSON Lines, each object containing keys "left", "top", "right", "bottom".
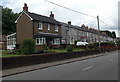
{"left": 42, "top": 44, "right": 48, "bottom": 52}
{"left": 116, "top": 41, "right": 120, "bottom": 50}
{"left": 66, "top": 45, "right": 73, "bottom": 52}
{"left": 20, "top": 39, "right": 35, "bottom": 54}
{"left": 88, "top": 42, "right": 116, "bottom": 49}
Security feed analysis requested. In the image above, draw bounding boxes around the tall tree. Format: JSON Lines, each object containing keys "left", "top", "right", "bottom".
{"left": 111, "top": 31, "right": 116, "bottom": 38}
{"left": 100, "top": 30, "right": 115, "bottom": 38}
{"left": 2, "top": 7, "right": 19, "bottom": 35}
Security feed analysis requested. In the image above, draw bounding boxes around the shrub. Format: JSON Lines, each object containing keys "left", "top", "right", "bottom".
{"left": 116, "top": 41, "right": 120, "bottom": 45}
{"left": 66, "top": 45, "right": 73, "bottom": 52}
{"left": 87, "top": 42, "right": 116, "bottom": 50}
{"left": 20, "top": 39, "right": 35, "bottom": 54}
{"left": 42, "top": 44, "right": 48, "bottom": 52}
{"left": 15, "top": 44, "right": 19, "bottom": 50}
{"left": 13, "top": 49, "right": 21, "bottom": 55}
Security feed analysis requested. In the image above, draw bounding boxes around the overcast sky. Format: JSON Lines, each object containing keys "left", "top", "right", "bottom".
{"left": 1, "top": 0, "right": 119, "bottom": 37}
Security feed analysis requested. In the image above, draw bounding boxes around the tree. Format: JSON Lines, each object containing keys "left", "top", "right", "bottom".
{"left": 111, "top": 31, "right": 116, "bottom": 38}
{"left": 100, "top": 30, "right": 116, "bottom": 38}
{"left": 2, "top": 7, "right": 19, "bottom": 35}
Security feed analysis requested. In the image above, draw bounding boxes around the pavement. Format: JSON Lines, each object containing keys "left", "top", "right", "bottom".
{"left": 2, "top": 51, "right": 117, "bottom": 77}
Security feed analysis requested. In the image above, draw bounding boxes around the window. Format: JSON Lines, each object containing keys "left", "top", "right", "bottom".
{"left": 55, "top": 25, "right": 58, "bottom": 32}
{"left": 53, "top": 38, "right": 60, "bottom": 44}
{"left": 36, "top": 37, "right": 46, "bottom": 45}
{"left": 36, "top": 38, "right": 39, "bottom": 45}
{"left": 47, "top": 24, "right": 50, "bottom": 30}
{"left": 38, "top": 22, "right": 43, "bottom": 30}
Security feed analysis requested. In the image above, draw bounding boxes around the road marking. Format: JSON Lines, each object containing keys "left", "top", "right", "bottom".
{"left": 82, "top": 66, "right": 93, "bottom": 71}
{"left": 108, "top": 59, "right": 113, "bottom": 62}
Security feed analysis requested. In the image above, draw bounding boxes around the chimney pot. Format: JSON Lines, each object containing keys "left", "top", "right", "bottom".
{"left": 50, "top": 11, "right": 54, "bottom": 19}
{"left": 81, "top": 24, "right": 85, "bottom": 27}
{"left": 23, "top": 3, "right": 28, "bottom": 11}
{"left": 68, "top": 21, "right": 71, "bottom": 25}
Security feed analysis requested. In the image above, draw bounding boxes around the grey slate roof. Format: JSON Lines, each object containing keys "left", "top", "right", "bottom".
{"left": 60, "top": 22, "right": 89, "bottom": 32}
{"left": 26, "top": 12, "right": 61, "bottom": 25}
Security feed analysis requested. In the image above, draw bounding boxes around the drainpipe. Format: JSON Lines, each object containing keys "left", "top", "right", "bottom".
{"left": 33, "top": 21, "right": 35, "bottom": 39}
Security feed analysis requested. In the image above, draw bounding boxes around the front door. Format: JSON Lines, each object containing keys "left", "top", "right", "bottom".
{"left": 46, "top": 38, "right": 53, "bottom": 49}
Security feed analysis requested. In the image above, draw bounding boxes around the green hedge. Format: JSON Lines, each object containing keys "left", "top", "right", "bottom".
{"left": 66, "top": 45, "right": 73, "bottom": 52}
{"left": 87, "top": 42, "right": 116, "bottom": 50}
{"left": 116, "top": 41, "right": 120, "bottom": 45}
{"left": 88, "top": 42, "right": 115, "bottom": 46}
{"left": 20, "top": 39, "right": 35, "bottom": 54}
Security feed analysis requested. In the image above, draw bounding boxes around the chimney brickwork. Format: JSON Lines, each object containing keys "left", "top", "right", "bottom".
{"left": 23, "top": 3, "right": 28, "bottom": 11}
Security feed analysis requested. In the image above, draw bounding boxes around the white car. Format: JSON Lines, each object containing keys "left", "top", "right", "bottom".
{"left": 76, "top": 42, "right": 89, "bottom": 46}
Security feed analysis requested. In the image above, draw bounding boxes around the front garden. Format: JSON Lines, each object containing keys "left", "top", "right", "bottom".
{"left": 1, "top": 47, "right": 86, "bottom": 58}
{"left": 1, "top": 39, "right": 120, "bottom": 58}
{"left": 1, "top": 39, "right": 119, "bottom": 69}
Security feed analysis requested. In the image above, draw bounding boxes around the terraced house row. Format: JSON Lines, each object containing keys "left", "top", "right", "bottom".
{"left": 7, "top": 3, "right": 114, "bottom": 50}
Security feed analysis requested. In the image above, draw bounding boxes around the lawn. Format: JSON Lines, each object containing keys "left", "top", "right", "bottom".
{"left": 1, "top": 54, "right": 26, "bottom": 58}
{"left": 73, "top": 48, "right": 86, "bottom": 52}
{"left": 1, "top": 48, "right": 86, "bottom": 58}
{"left": 47, "top": 48, "right": 86, "bottom": 53}
{"left": 0, "top": 50, "right": 12, "bottom": 54}
{"left": 0, "top": 50, "right": 26, "bottom": 58}
{"left": 47, "top": 49, "right": 67, "bottom": 53}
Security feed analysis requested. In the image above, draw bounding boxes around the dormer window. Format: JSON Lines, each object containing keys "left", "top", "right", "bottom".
{"left": 55, "top": 25, "right": 58, "bottom": 32}
{"left": 47, "top": 24, "right": 50, "bottom": 30}
{"left": 38, "top": 22, "right": 42, "bottom": 30}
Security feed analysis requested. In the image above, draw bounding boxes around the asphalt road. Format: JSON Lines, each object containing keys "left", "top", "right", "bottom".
{"left": 3, "top": 51, "right": 118, "bottom": 80}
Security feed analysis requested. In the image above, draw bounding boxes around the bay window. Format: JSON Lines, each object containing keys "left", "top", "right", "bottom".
{"left": 36, "top": 37, "right": 46, "bottom": 45}
{"left": 53, "top": 38, "right": 60, "bottom": 44}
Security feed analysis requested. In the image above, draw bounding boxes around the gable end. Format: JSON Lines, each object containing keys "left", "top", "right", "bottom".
{"left": 15, "top": 11, "right": 33, "bottom": 23}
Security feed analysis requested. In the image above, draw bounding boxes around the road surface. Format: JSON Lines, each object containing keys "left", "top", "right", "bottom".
{"left": 3, "top": 51, "right": 118, "bottom": 80}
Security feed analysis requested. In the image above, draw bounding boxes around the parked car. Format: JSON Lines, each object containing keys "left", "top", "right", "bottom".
{"left": 76, "top": 42, "right": 89, "bottom": 46}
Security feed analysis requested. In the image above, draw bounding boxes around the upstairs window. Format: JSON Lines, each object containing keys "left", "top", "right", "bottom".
{"left": 38, "top": 22, "right": 43, "bottom": 30}
{"left": 55, "top": 25, "right": 58, "bottom": 32}
{"left": 47, "top": 24, "right": 50, "bottom": 30}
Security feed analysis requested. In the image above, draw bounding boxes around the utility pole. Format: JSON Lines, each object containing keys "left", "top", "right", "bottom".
{"left": 97, "top": 16, "right": 101, "bottom": 52}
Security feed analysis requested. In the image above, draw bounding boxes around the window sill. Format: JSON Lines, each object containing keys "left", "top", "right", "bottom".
{"left": 53, "top": 44, "right": 60, "bottom": 45}
{"left": 38, "top": 28, "right": 43, "bottom": 30}
{"left": 36, "top": 44, "right": 43, "bottom": 45}
{"left": 55, "top": 31, "right": 58, "bottom": 32}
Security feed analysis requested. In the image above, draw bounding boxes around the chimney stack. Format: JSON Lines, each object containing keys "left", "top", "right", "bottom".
{"left": 81, "top": 24, "right": 85, "bottom": 27}
{"left": 50, "top": 11, "right": 54, "bottom": 19}
{"left": 23, "top": 3, "right": 28, "bottom": 11}
{"left": 68, "top": 21, "right": 71, "bottom": 25}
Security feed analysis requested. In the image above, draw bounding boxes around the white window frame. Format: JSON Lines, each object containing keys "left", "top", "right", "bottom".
{"left": 38, "top": 22, "right": 43, "bottom": 30}
{"left": 55, "top": 25, "right": 58, "bottom": 32}
{"left": 47, "top": 24, "right": 50, "bottom": 30}
{"left": 36, "top": 37, "right": 46, "bottom": 45}
{"left": 53, "top": 38, "right": 60, "bottom": 45}
{"left": 7, "top": 33, "right": 16, "bottom": 50}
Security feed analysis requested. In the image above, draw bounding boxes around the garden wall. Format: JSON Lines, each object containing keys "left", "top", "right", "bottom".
{"left": 2, "top": 48, "right": 117, "bottom": 69}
